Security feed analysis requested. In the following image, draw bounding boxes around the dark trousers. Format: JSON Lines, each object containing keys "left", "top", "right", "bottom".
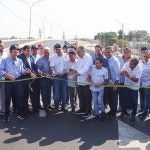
{"left": 30, "top": 79, "right": 41, "bottom": 109}
{"left": 107, "top": 87, "right": 118, "bottom": 116}
{"left": 143, "top": 87, "right": 150, "bottom": 114}
{"left": 103, "top": 87, "right": 108, "bottom": 107}
{"left": 119, "top": 83, "right": 125, "bottom": 108}
{"left": 53, "top": 75, "right": 67, "bottom": 109}
{"left": 22, "top": 80, "right": 30, "bottom": 112}
{"left": 5, "top": 82, "right": 24, "bottom": 116}
{"left": 123, "top": 88, "right": 138, "bottom": 115}
{"left": 77, "top": 85, "right": 92, "bottom": 114}
{"left": 139, "top": 88, "right": 144, "bottom": 110}
{"left": 39, "top": 78, "right": 52, "bottom": 109}
{"left": 68, "top": 86, "right": 76, "bottom": 111}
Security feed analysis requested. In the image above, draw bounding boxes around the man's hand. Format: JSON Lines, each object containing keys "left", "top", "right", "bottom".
{"left": 31, "top": 73, "right": 37, "bottom": 78}
{"left": 24, "top": 68, "right": 31, "bottom": 74}
{"left": 5, "top": 73, "right": 15, "bottom": 81}
{"left": 95, "top": 83, "right": 101, "bottom": 88}
{"left": 124, "top": 71, "right": 130, "bottom": 77}
{"left": 72, "top": 72, "right": 80, "bottom": 79}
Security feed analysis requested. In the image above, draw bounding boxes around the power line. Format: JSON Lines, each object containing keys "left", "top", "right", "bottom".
{"left": 0, "top": 0, "right": 26, "bottom": 21}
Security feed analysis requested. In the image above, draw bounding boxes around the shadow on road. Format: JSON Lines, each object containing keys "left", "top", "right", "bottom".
{"left": 0, "top": 112, "right": 118, "bottom": 150}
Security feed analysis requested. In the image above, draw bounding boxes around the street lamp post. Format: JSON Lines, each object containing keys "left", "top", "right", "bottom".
{"left": 19, "top": 0, "right": 43, "bottom": 41}
{"left": 37, "top": 15, "right": 51, "bottom": 39}
{"left": 114, "top": 19, "right": 124, "bottom": 52}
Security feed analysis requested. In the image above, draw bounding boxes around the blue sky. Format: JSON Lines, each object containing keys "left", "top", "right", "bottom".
{"left": 0, "top": 0, "right": 150, "bottom": 39}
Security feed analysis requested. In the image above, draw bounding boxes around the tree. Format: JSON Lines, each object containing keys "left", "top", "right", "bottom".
{"left": 116, "top": 39, "right": 128, "bottom": 47}
{"left": 94, "top": 32, "right": 118, "bottom": 46}
{"left": 127, "top": 30, "right": 148, "bottom": 41}
{"left": 118, "top": 30, "right": 123, "bottom": 39}
{"left": 144, "top": 36, "right": 150, "bottom": 43}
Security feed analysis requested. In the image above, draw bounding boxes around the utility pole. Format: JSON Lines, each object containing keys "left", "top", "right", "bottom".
{"left": 38, "top": 28, "right": 42, "bottom": 39}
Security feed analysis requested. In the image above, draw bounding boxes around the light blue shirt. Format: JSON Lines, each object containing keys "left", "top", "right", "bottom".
{"left": 36, "top": 56, "right": 51, "bottom": 74}
{"left": 108, "top": 55, "right": 120, "bottom": 82}
{"left": 0, "top": 56, "right": 24, "bottom": 79}
{"left": 119, "top": 56, "right": 131, "bottom": 83}
{"left": 0, "top": 52, "right": 8, "bottom": 80}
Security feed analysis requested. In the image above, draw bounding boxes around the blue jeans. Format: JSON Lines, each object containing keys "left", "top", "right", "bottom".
{"left": 92, "top": 90, "right": 105, "bottom": 115}
{"left": 53, "top": 75, "right": 67, "bottom": 109}
{"left": 143, "top": 87, "right": 150, "bottom": 114}
{"left": 39, "top": 78, "right": 52, "bottom": 109}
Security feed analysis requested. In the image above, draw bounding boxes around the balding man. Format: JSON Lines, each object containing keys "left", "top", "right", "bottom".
{"left": 121, "top": 58, "right": 142, "bottom": 121}
{"left": 72, "top": 46, "right": 93, "bottom": 117}
{"left": 119, "top": 47, "right": 132, "bottom": 112}
{"left": 37, "top": 47, "right": 53, "bottom": 111}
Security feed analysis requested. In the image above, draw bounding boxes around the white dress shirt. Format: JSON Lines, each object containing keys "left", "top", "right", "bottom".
{"left": 50, "top": 53, "right": 68, "bottom": 75}
{"left": 76, "top": 53, "right": 93, "bottom": 85}
{"left": 122, "top": 62, "right": 142, "bottom": 90}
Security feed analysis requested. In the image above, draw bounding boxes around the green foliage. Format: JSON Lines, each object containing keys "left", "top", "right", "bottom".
{"left": 94, "top": 32, "right": 118, "bottom": 46}
{"left": 116, "top": 39, "right": 128, "bottom": 47}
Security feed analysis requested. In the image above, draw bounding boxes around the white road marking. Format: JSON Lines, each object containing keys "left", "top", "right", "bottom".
{"left": 39, "top": 109, "right": 46, "bottom": 117}
{"left": 118, "top": 120, "right": 150, "bottom": 150}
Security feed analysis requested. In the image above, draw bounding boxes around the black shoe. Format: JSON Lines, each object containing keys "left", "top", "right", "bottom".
{"left": 130, "top": 114, "right": 136, "bottom": 121}
{"left": 61, "top": 108, "right": 68, "bottom": 113}
{"left": 3, "top": 116, "right": 10, "bottom": 122}
{"left": 107, "top": 111, "right": 112, "bottom": 116}
{"left": 94, "top": 115, "right": 99, "bottom": 120}
{"left": 53, "top": 108, "right": 59, "bottom": 113}
{"left": 119, "top": 111, "right": 129, "bottom": 118}
{"left": 139, "top": 109, "right": 144, "bottom": 113}
{"left": 71, "top": 109, "right": 75, "bottom": 113}
{"left": 48, "top": 105, "right": 54, "bottom": 110}
{"left": 73, "top": 110, "right": 85, "bottom": 115}
{"left": 100, "top": 112, "right": 106, "bottom": 121}
{"left": 82, "top": 113, "right": 91, "bottom": 118}
{"left": 17, "top": 115, "right": 25, "bottom": 120}
{"left": 140, "top": 113, "right": 149, "bottom": 121}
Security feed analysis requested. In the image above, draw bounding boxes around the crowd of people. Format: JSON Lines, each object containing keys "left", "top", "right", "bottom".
{"left": 0, "top": 40, "right": 149, "bottom": 123}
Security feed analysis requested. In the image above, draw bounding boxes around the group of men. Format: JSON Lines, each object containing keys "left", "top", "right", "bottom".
{"left": 0, "top": 40, "right": 150, "bottom": 123}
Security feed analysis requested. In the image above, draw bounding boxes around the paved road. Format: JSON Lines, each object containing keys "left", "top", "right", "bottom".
{"left": 3, "top": 39, "right": 32, "bottom": 49}
{"left": 0, "top": 107, "right": 149, "bottom": 150}
{"left": 0, "top": 111, "right": 119, "bottom": 150}
{"left": 34, "top": 39, "right": 65, "bottom": 51}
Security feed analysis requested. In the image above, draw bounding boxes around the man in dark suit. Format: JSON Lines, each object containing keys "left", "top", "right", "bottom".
{"left": 18, "top": 45, "right": 37, "bottom": 115}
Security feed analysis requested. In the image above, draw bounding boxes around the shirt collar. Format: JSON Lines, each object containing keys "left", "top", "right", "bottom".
{"left": 10, "top": 57, "right": 17, "bottom": 61}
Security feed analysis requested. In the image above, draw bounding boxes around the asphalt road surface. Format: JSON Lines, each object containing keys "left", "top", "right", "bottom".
{"left": 0, "top": 106, "right": 149, "bottom": 150}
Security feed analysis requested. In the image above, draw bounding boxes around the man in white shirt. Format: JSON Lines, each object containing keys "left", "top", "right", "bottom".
{"left": 72, "top": 46, "right": 93, "bottom": 117}
{"left": 0, "top": 40, "right": 8, "bottom": 113}
{"left": 119, "top": 47, "right": 132, "bottom": 113}
{"left": 121, "top": 58, "right": 142, "bottom": 121}
{"left": 50, "top": 44, "right": 68, "bottom": 112}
